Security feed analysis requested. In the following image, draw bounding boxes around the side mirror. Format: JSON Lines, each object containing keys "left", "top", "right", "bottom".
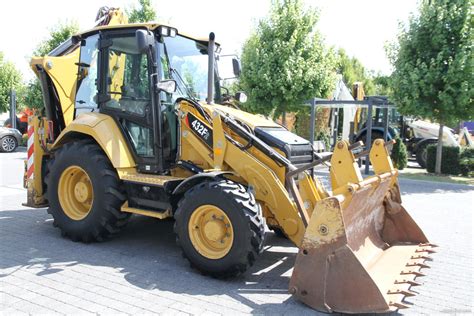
{"left": 136, "top": 29, "right": 155, "bottom": 54}
{"left": 232, "top": 58, "right": 241, "bottom": 77}
{"left": 156, "top": 79, "right": 177, "bottom": 94}
{"left": 234, "top": 91, "right": 247, "bottom": 103}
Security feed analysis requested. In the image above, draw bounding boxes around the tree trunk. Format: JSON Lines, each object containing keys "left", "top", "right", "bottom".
{"left": 435, "top": 124, "right": 444, "bottom": 174}
{"left": 281, "top": 111, "right": 287, "bottom": 128}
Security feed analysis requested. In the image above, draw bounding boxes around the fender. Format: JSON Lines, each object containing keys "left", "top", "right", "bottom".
{"left": 172, "top": 171, "right": 234, "bottom": 196}
{"left": 52, "top": 112, "right": 136, "bottom": 169}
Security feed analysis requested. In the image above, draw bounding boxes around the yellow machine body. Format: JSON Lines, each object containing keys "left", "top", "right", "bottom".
{"left": 24, "top": 8, "right": 434, "bottom": 314}
{"left": 53, "top": 113, "right": 136, "bottom": 171}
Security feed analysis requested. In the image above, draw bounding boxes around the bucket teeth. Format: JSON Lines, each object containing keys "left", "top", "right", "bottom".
{"left": 395, "top": 279, "right": 422, "bottom": 286}
{"left": 411, "top": 255, "right": 433, "bottom": 261}
{"left": 419, "top": 242, "right": 439, "bottom": 248}
{"left": 416, "top": 248, "right": 437, "bottom": 254}
{"left": 388, "top": 289, "right": 416, "bottom": 297}
{"left": 401, "top": 270, "right": 426, "bottom": 277}
{"left": 389, "top": 302, "right": 410, "bottom": 309}
{"left": 406, "top": 262, "right": 431, "bottom": 269}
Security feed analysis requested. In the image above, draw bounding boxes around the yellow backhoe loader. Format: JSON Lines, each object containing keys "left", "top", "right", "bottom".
{"left": 24, "top": 7, "right": 435, "bottom": 313}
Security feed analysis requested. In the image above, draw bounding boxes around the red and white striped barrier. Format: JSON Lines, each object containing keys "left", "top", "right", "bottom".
{"left": 27, "top": 124, "right": 34, "bottom": 180}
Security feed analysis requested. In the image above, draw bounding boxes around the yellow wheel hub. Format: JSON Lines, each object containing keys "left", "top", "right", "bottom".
{"left": 58, "top": 165, "right": 94, "bottom": 221}
{"left": 74, "top": 181, "right": 90, "bottom": 203}
{"left": 188, "top": 205, "right": 234, "bottom": 259}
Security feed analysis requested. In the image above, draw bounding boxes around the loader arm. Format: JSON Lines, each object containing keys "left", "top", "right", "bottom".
{"left": 177, "top": 99, "right": 436, "bottom": 313}
{"left": 178, "top": 100, "right": 308, "bottom": 245}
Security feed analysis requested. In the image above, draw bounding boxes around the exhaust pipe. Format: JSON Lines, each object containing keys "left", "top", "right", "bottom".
{"left": 207, "top": 32, "right": 215, "bottom": 105}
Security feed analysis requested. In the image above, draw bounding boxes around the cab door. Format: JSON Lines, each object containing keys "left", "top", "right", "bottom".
{"left": 98, "top": 30, "right": 160, "bottom": 173}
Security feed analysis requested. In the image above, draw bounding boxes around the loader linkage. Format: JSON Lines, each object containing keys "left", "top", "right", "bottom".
{"left": 287, "top": 139, "right": 436, "bottom": 313}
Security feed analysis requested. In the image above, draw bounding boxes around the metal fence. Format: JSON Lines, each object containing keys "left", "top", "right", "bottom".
{"left": 306, "top": 96, "right": 396, "bottom": 174}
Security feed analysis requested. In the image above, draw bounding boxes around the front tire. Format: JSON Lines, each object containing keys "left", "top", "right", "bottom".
{"left": 174, "top": 179, "right": 265, "bottom": 278}
{"left": 46, "top": 140, "right": 130, "bottom": 242}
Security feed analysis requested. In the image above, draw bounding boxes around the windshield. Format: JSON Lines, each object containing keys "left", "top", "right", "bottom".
{"left": 160, "top": 35, "right": 220, "bottom": 103}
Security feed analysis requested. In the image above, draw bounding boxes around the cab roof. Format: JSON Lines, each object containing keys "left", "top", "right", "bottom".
{"left": 77, "top": 22, "right": 216, "bottom": 45}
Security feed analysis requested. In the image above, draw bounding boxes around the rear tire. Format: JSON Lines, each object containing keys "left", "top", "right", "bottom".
{"left": 415, "top": 141, "right": 436, "bottom": 169}
{"left": 357, "top": 131, "right": 384, "bottom": 147}
{"left": 174, "top": 179, "right": 265, "bottom": 278}
{"left": 46, "top": 140, "right": 130, "bottom": 242}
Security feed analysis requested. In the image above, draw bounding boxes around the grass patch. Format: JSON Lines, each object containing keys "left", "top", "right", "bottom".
{"left": 399, "top": 171, "right": 474, "bottom": 186}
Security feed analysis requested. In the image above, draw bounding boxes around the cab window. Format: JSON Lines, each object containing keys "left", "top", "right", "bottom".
{"left": 104, "top": 35, "right": 150, "bottom": 116}
{"left": 75, "top": 34, "right": 99, "bottom": 116}
{"left": 102, "top": 34, "right": 154, "bottom": 158}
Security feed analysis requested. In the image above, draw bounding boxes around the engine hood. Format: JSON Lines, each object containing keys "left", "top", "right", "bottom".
{"left": 202, "top": 103, "right": 313, "bottom": 167}
{"left": 203, "top": 103, "right": 281, "bottom": 129}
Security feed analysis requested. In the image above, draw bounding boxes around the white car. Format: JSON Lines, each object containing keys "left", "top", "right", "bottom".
{"left": 0, "top": 123, "right": 22, "bottom": 152}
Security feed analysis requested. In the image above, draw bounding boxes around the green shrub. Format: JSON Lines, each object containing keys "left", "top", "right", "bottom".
{"left": 459, "top": 147, "right": 474, "bottom": 177}
{"left": 426, "top": 145, "right": 461, "bottom": 175}
{"left": 390, "top": 136, "right": 408, "bottom": 170}
{"left": 315, "top": 131, "right": 331, "bottom": 150}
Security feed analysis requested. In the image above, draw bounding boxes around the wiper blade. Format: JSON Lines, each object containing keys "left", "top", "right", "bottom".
{"left": 170, "top": 67, "right": 198, "bottom": 102}
{"left": 162, "top": 40, "right": 198, "bottom": 102}
{"left": 75, "top": 62, "right": 90, "bottom": 68}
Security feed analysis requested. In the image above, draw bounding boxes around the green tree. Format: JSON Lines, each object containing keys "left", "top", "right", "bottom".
{"left": 240, "top": 0, "right": 335, "bottom": 121}
{"left": 20, "top": 81, "right": 43, "bottom": 110}
{"left": 34, "top": 22, "right": 79, "bottom": 56}
{"left": 390, "top": 0, "right": 473, "bottom": 174}
{"left": 22, "top": 22, "right": 79, "bottom": 110}
{"left": 0, "top": 52, "right": 22, "bottom": 113}
{"left": 372, "top": 73, "right": 392, "bottom": 96}
{"left": 336, "top": 48, "right": 375, "bottom": 95}
{"left": 128, "top": 0, "right": 157, "bottom": 23}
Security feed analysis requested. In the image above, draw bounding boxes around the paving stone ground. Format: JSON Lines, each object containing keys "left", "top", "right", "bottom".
{"left": 1, "top": 150, "right": 473, "bottom": 315}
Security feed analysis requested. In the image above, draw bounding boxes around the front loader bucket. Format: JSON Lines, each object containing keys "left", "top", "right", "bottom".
{"left": 289, "top": 174, "right": 436, "bottom": 314}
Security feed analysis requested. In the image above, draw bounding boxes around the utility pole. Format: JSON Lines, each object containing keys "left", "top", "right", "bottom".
{"left": 364, "top": 97, "right": 373, "bottom": 175}
{"left": 9, "top": 90, "right": 17, "bottom": 129}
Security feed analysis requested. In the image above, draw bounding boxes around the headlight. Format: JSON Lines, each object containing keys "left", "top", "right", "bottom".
{"left": 158, "top": 25, "right": 178, "bottom": 38}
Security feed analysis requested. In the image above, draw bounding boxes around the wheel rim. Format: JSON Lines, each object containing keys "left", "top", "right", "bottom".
{"left": 2, "top": 136, "right": 16, "bottom": 152}
{"left": 58, "top": 165, "right": 94, "bottom": 220}
{"left": 188, "top": 204, "right": 234, "bottom": 259}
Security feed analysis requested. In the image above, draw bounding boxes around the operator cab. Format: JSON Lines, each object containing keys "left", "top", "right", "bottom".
{"left": 74, "top": 26, "right": 222, "bottom": 174}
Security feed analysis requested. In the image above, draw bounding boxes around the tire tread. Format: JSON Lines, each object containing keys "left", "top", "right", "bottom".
{"left": 174, "top": 179, "right": 264, "bottom": 278}
{"left": 46, "top": 139, "right": 130, "bottom": 242}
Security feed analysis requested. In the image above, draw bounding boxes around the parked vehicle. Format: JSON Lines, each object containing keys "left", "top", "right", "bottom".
{"left": 0, "top": 124, "right": 22, "bottom": 152}
{"left": 353, "top": 107, "right": 469, "bottom": 168}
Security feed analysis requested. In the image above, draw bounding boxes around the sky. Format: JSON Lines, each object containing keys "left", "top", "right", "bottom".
{"left": 0, "top": 0, "right": 419, "bottom": 82}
